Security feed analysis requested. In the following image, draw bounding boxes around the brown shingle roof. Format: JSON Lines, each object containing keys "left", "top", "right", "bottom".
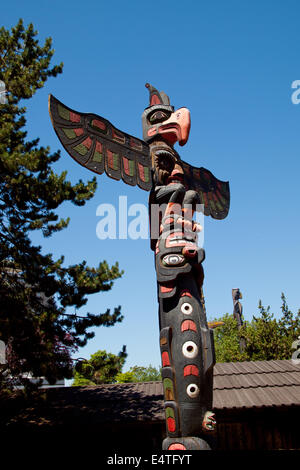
{"left": 52, "top": 359, "right": 300, "bottom": 416}
{"left": 2, "top": 360, "right": 300, "bottom": 427}
{"left": 213, "top": 359, "right": 300, "bottom": 409}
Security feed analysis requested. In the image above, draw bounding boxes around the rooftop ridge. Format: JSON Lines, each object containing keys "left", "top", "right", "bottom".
{"left": 213, "top": 382, "right": 300, "bottom": 391}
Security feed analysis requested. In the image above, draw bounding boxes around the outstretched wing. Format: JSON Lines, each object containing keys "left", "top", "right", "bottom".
{"left": 48, "top": 95, "right": 152, "bottom": 191}
{"left": 181, "top": 160, "right": 230, "bottom": 219}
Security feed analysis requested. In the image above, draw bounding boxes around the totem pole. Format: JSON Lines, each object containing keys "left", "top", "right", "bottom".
{"left": 48, "top": 84, "right": 230, "bottom": 450}
{"left": 232, "top": 288, "right": 246, "bottom": 353}
{"left": 232, "top": 288, "right": 243, "bottom": 329}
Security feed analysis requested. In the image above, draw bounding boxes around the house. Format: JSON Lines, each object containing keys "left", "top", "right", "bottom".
{"left": 1, "top": 359, "right": 299, "bottom": 451}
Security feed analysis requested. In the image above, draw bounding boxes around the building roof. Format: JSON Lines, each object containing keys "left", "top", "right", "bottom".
{"left": 2, "top": 360, "right": 300, "bottom": 427}
{"left": 213, "top": 359, "right": 300, "bottom": 410}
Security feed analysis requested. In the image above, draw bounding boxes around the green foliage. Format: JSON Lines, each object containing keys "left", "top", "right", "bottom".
{"left": 213, "top": 313, "right": 247, "bottom": 363}
{"left": 116, "top": 364, "right": 162, "bottom": 383}
{"left": 72, "top": 347, "right": 127, "bottom": 385}
{"left": 0, "top": 20, "right": 123, "bottom": 392}
{"left": 72, "top": 353, "right": 161, "bottom": 386}
{"left": 212, "top": 294, "right": 300, "bottom": 362}
{"left": 115, "top": 370, "right": 136, "bottom": 383}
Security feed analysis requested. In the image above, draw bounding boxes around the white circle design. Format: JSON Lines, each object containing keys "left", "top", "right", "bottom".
{"left": 182, "top": 341, "right": 198, "bottom": 358}
{"left": 186, "top": 383, "right": 199, "bottom": 398}
{"left": 181, "top": 302, "right": 193, "bottom": 315}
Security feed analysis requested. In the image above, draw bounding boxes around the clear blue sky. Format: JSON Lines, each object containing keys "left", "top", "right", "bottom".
{"left": 2, "top": 0, "right": 300, "bottom": 372}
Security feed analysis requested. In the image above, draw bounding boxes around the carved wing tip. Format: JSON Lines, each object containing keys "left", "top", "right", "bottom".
{"left": 48, "top": 94, "right": 55, "bottom": 126}
{"left": 48, "top": 93, "right": 55, "bottom": 105}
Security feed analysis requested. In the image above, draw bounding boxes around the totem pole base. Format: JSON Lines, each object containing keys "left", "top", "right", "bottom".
{"left": 162, "top": 436, "right": 212, "bottom": 451}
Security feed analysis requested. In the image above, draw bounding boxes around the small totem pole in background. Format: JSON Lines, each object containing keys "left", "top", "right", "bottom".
{"left": 232, "top": 288, "right": 246, "bottom": 353}
{"left": 48, "top": 84, "right": 230, "bottom": 450}
{"left": 232, "top": 288, "right": 243, "bottom": 328}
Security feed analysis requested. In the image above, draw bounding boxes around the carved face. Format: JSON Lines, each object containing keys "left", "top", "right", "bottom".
{"left": 142, "top": 105, "right": 191, "bottom": 147}
{"left": 142, "top": 85, "right": 191, "bottom": 186}
{"left": 202, "top": 411, "right": 216, "bottom": 432}
{"left": 149, "top": 140, "right": 185, "bottom": 186}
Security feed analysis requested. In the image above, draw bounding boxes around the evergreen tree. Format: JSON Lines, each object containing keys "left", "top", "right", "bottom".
{"left": 213, "top": 313, "right": 247, "bottom": 363}
{"left": 72, "top": 348, "right": 127, "bottom": 386}
{"left": 0, "top": 20, "right": 123, "bottom": 391}
{"left": 116, "top": 364, "right": 162, "bottom": 383}
{"left": 212, "top": 294, "right": 300, "bottom": 362}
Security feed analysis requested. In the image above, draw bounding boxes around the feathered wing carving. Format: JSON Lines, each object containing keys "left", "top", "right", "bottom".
{"left": 180, "top": 160, "right": 230, "bottom": 220}
{"left": 48, "top": 94, "right": 229, "bottom": 219}
{"left": 48, "top": 94, "right": 152, "bottom": 191}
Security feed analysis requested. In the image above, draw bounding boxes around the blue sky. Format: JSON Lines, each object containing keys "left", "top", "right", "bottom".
{"left": 2, "top": 0, "right": 300, "bottom": 373}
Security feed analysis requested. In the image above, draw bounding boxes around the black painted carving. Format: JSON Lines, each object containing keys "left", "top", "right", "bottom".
{"left": 48, "top": 83, "right": 230, "bottom": 450}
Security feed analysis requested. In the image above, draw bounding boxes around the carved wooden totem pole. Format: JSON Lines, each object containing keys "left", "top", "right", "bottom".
{"left": 232, "top": 288, "right": 243, "bottom": 329}
{"left": 49, "top": 84, "right": 230, "bottom": 450}
{"left": 232, "top": 288, "right": 246, "bottom": 353}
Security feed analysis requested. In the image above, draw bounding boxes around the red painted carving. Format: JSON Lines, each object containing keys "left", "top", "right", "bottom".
{"left": 70, "top": 111, "right": 81, "bottom": 123}
{"left": 138, "top": 163, "right": 146, "bottom": 182}
{"left": 95, "top": 141, "right": 102, "bottom": 153}
{"left": 160, "top": 282, "right": 174, "bottom": 293}
{"left": 180, "top": 290, "right": 192, "bottom": 298}
{"left": 168, "top": 444, "right": 186, "bottom": 450}
{"left": 181, "top": 320, "right": 197, "bottom": 332}
{"left": 81, "top": 137, "right": 92, "bottom": 149}
{"left": 92, "top": 119, "right": 106, "bottom": 130}
{"left": 123, "top": 157, "right": 130, "bottom": 175}
{"left": 130, "top": 137, "right": 142, "bottom": 151}
{"left": 161, "top": 351, "right": 170, "bottom": 367}
{"left": 167, "top": 417, "right": 176, "bottom": 433}
{"left": 183, "top": 365, "right": 199, "bottom": 377}
{"left": 157, "top": 107, "right": 191, "bottom": 146}
{"left": 164, "top": 217, "right": 174, "bottom": 225}
{"left": 147, "top": 127, "right": 157, "bottom": 137}
{"left": 107, "top": 150, "right": 114, "bottom": 169}
{"left": 112, "top": 128, "right": 125, "bottom": 144}
{"left": 166, "top": 233, "right": 197, "bottom": 249}
{"left": 150, "top": 95, "right": 161, "bottom": 106}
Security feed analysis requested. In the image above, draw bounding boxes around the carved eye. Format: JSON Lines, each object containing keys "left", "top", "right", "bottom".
{"left": 186, "top": 383, "right": 199, "bottom": 398}
{"left": 182, "top": 341, "right": 198, "bottom": 358}
{"left": 149, "top": 110, "right": 171, "bottom": 124}
{"left": 162, "top": 254, "right": 185, "bottom": 266}
{"left": 181, "top": 303, "right": 193, "bottom": 315}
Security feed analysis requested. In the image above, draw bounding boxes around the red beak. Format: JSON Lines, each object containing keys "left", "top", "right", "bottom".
{"left": 158, "top": 107, "right": 191, "bottom": 146}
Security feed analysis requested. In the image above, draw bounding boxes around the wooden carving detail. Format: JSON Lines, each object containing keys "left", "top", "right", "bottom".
{"left": 48, "top": 83, "right": 230, "bottom": 450}
{"left": 48, "top": 93, "right": 229, "bottom": 219}
{"left": 48, "top": 94, "right": 152, "bottom": 191}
